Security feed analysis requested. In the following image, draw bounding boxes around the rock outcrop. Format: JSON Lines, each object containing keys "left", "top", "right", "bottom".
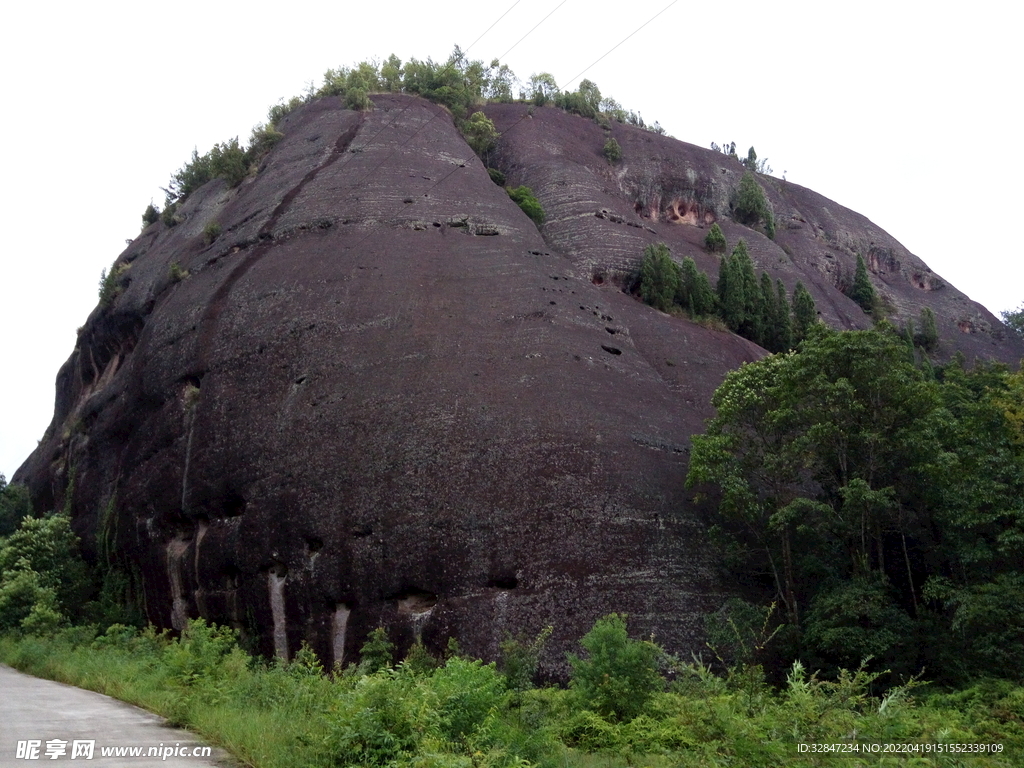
{"left": 15, "top": 95, "right": 1023, "bottom": 672}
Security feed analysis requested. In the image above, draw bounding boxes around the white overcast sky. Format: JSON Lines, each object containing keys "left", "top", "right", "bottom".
{"left": 1, "top": 0, "right": 1021, "bottom": 481}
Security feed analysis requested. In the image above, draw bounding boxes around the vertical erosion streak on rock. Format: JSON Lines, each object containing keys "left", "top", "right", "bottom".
{"left": 268, "top": 567, "right": 288, "bottom": 660}
{"left": 197, "top": 113, "right": 366, "bottom": 369}
{"left": 181, "top": 406, "right": 197, "bottom": 514}
{"left": 332, "top": 603, "right": 351, "bottom": 668}
{"left": 167, "top": 537, "right": 190, "bottom": 631}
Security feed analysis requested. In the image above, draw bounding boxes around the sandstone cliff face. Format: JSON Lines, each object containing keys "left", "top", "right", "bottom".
{"left": 15, "top": 95, "right": 1023, "bottom": 670}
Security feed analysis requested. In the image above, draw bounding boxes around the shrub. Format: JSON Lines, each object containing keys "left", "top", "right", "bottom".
{"left": 704, "top": 222, "right": 726, "bottom": 252}
{"left": 568, "top": 614, "right": 664, "bottom": 722}
{"left": 0, "top": 476, "right": 31, "bottom": 538}
{"left": 168, "top": 262, "right": 189, "bottom": 283}
{"left": 506, "top": 185, "right": 545, "bottom": 225}
{"left": 461, "top": 111, "right": 499, "bottom": 157}
{"left": 141, "top": 202, "right": 160, "bottom": 229}
{"left": 499, "top": 626, "right": 552, "bottom": 694}
{"left": 98, "top": 263, "right": 131, "bottom": 307}
{"left": 732, "top": 171, "right": 775, "bottom": 238}
{"left": 359, "top": 627, "right": 394, "bottom": 673}
{"left": 487, "top": 167, "right": 505, "bottom": 186}
{"left": 1001, "top": 303, "right": 1024, "bottom": 337}
{"left": 915, "top": 306, "right": 939, "bottom": 351}
{"left": 601, "top": 137, "right": 621, "bottom": 163}
{"left": 345, "top": 87, "right": 371, "bottom": 111}
{"left": 202, "top": 222, "right": 221, "bottom": 245}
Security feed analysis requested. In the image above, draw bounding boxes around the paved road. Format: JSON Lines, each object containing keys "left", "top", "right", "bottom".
{"left": 0, "top": 665, "right": 229, "bottom": 767}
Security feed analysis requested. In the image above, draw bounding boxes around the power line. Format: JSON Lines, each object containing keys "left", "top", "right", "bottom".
{"left": 562, "top": 0, "right": 678, "bottom": 90}
{"left": 495, "top": 0, "right": 570, "bottom": 61}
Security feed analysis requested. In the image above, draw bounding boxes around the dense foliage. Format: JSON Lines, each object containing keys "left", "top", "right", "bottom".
{"left": 688, "top": 324, "right": 1024, "bottom": 684}
{"left": 636, "top": 241, "right": 811, "bottom": 353}
{"left": 732, "top": 172, "right": 775, "bottom": 239}
{"left": 848, "top": 254, "right": 877, "bottom": 313}
{"left": 506, "top": 185, "right": 545, "bottom": 226}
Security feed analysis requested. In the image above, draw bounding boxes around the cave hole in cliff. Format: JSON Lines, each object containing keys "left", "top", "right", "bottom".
{"left": 487, "top": 576, "right": 518, "bottom": 590}
{"left": 306, "top": 536, "right": 324, "bottom": 554}
{"left": 393, "top": 589, "right": 437, "bottom": 615}
{"left": 221, "top": 493, "right": 246, "bottom": 518}
{"left": 601, "top": 345, "right": 622, "bottom": 355}
{"left": 592, "top": 273, "right": 605, "bottom": 285}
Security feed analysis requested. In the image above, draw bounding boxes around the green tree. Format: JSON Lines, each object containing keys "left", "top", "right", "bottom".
{"left": 568, "top": 614, "right": 663, "bottom": 722}
{"left": 678, "top": 257, "right": 716, "bottom": 317}
{"left": 601, "top": 137, "right": 621, "bottom": 163}
{"left": 359, "top": 627, "right": 394, "bottom": 673}
{"left": 528, "top": 72, "right": 559, "bottom": 106}
{"left": 791, "top": 281, "right": 817, "bottom": 342}
{"left": 704, "top": 222, "right": 727, "bottom": 252}
{"left": 915, "top": 307, "right": 939, "bottom": 352}
{"left": 0, "top": 513, "right": 92, "bottom": 629}
{"left": 639, "top": 243, "right": 680, "bottom": 312}
{"left": 1001, "top": 303, "right": 1024, "bottom": 337}
{"left": 732, "top": 172, "right": 775, "bottom": 239}
{"left": 141, "top": 202, "right": 160, "bottom": 229}
{"left": 461, "top": 111, "right": 499, "bottom": 157}
{"left": 773, "top": 279, "right": 793, "bottom": 352}
{"left": 848, "top": 255, "right": 876, "bottom": 313}
{"left": 0, "top": 475, "right": 31, "bottom": 537}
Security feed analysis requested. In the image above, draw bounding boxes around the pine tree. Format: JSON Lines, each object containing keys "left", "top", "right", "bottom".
{"left": 679, "top": 257, "right": 716, "bottom": 317}
{"left": 704, "top": 222, "right": 727, "bottom": 253}
{"left": 849, "top": 254, "right": 876, "bottom": 314}
{"left": 792, "top": 281, "right": 817, "bottom": 342}
{"left": 639, "top": 243, "right": 679, "bottom": 312}
{"left": 915, "top": 307, "right": 939, "bottom": 352}
{"left": 775, "top": 279, "right": 793, "bottom": 352}
{"left": 717, "top": 251, "right": 743, "bottom": 331}
{"left": 759, "top": 272, "right": 776, "bottom": 349}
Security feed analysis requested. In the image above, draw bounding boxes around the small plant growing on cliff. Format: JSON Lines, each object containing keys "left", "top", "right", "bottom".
{"left": 704, "top": 222, "right": 727, "bottom": 252}
{"left": 506, "top": 185, "right": 545, "bottom": 225}
{"left": 98, "top": 263, "right": 130, "bottom": 308}
{"left": 168, "top": 262, "right": 189, "bottom": 283}
{"left": 602, "top": 137, "right": 622, "bottom": 163}
{"left": 202, "top": 222, "right": 221, "bottom": 245}
{"left": 141, "top": 202, "right": 160, "bottom": 229}
{"left": 461, "top": 111, "right": 499, "bottom": 158}
{"left": 848, "top": 254, "right": 876, "bottom": 313}
{"left": 732, "top": 171, "right": 775, "bottom": 239}
{"left": 915, "top": 306, "right": 939, "bottom": 352}
{"left": 487, "top": 167, "right": 505, "bottom": 186}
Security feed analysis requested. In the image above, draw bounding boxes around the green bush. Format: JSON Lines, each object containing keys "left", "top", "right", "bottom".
{"left": 915, "top": 306, "right": 939, "bottom": 351}
{"left": 98, "top": 262, "right": 130, "bottom": 307}
{"left": 568, "top": 614, "right": 664, "bottom": 722}
{"left": 359, "top": 627, "right": 394, "bottom": 673}
{"left": 141, "top": 202, "right": 160, "bottom": 229}
{"left": 506, "top": 185, "right": 545, "bottom": 225}
{"left": 602, "top": 137, "right": 621, "bottom": 163}
{"left": 0, "top": 476, "right": 31, "bottom": 538}
{"left": 638, "top": 243, "right": 680, "bottom": 312}
{"left": 460, "top": 111, "right": 499, "bottom": 157}
{"left": 487, "top": 167, "right": 505, "bottom": 186}
{"left": 732, "top": 171, "right": 775, "bottom": 238}
{"left": 704, "top": 222, "right": 726, "bottom": 252}
{"left": 202, "top": 222, "right": 221, "bottom": 245}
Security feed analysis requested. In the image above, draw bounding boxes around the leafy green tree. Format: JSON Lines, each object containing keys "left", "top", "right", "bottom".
{"left": 461, "top": 111, "right": 499, "bottom": 157}
{"left": 568, "top": 614, "right": 663, "bottom": 722}
{"left": 0, "top": 513, "right": 92, "bottom": 629}
{"left": 915, "top": 306, "right": 939, "bottom": 352}
{"left": 499, "top": 626, "right": 552, "bottom": 694}
{"left": 359, "top": 627, "right": 394, "bottom": 673}
{"left": 848, "top": 255, "right": 876, "bottom": 313}
{"left": 717, "top": 240, "right": 756, "bottom": 332}
{"left": 527, "top": 72, "right": 559, "bottom": 106}
{"left": 791, "top": 281, "right": 817, "bottom": 342}
{"left": 601, "top": 137, "right": 621, "bottom": 163}
{"left": 380, "top": 53, "right": 403, "bottom": 91}
{"left": 0, "top": 475, "right": 31, "bottom": 537}
{"left": 639, "top": 243, "right": 679, "bottom": 312}
{"left": 732, "top": 172, "right": 775, "bottom": 238}
{"left": 704, "top": 222, "right": 727, "bottom": 253}
{"left": 141, "top": 202, "right": 160, "bottom": 229}
{"left": 506, "top": 186, "right": 544, "bottom": 226}
{"left": 1001, "top": 303, "right": 1024, "bottom": 337}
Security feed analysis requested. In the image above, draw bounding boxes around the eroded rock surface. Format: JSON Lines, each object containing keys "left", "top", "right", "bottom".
{"left": 15, "top": 95, "right": 1023, "bottom": 672}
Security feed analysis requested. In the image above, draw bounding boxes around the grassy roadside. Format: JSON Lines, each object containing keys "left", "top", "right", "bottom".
{"left": 3, "top": 620, "right": 1024, "bottom": 768}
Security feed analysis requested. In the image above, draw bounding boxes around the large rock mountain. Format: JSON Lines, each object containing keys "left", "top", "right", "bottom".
{"left": 15, "top": 95, "right": 1023, "bottom": 670}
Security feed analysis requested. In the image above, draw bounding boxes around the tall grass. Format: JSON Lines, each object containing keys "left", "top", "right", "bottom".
{"left": 2, "top": 622, "right": 1023, "bottom": 768}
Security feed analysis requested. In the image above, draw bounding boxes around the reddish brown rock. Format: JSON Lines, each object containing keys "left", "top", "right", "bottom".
{"left": 15, "top": 95, "right": 1023, "bottom": 672}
